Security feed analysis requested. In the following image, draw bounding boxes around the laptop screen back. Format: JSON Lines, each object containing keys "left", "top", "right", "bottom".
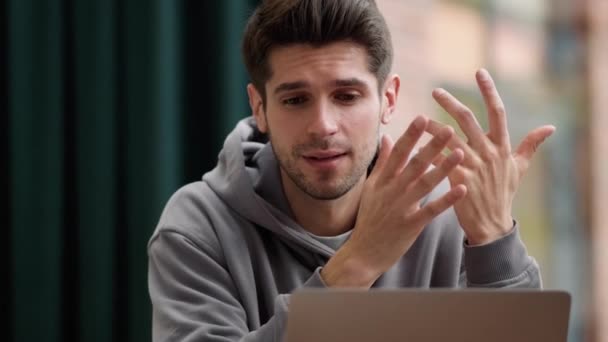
{"left": 286, "top": 289, "right": 570, "bottom": 342}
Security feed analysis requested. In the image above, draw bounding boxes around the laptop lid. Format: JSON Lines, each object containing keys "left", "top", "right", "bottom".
{"left": 286, "top": 289, "right": 570, "bottom": 342}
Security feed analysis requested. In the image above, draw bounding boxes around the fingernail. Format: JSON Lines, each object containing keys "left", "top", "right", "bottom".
{"left": 447, "top": 149, "right": 462, "bottom": 162}
{"left": 477, "top": 68, "right": 489, "bottom": 80}
{"left": 439, "top": 127, "right": 454, "bottom": 140}
{"left": 413, "top": 116, "right": 427, "bottom": 130}
{"left": 432, "top": 88, "right": 445, "bottom": 97}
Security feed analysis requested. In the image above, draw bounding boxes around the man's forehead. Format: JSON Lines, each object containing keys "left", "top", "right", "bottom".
{"left": 265, "top": 41, "right": 376, "bottom": 90}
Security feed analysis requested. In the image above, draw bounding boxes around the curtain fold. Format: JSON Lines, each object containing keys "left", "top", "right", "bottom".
{"left": 6, "top": 1, "right": 257, "bottom": 341}
{"left": 1, "top": 0, "right": 10, "bottom": 337}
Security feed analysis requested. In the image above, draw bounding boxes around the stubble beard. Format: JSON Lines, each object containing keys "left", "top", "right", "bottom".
{"left": 269, "top": 129, "right": 379, "bottom": 201}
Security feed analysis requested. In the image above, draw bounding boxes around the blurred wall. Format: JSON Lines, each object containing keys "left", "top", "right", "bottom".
{"left": 588, "top": 0, "right": 608, "bottom": 340}
{"left": 378, "top": 0, "right": 600, "bottom": 341}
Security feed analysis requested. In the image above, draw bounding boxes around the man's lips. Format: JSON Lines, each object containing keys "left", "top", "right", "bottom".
{"left": 301, "top": 151, "right": 348, "bottom": 170}
{"left": 302, "top": 151, "right": 347, "bottom": 160}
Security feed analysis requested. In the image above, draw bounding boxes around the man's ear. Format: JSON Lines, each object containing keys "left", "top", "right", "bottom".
{"left": 380, "top": 74, "right": 400, "bottom": 125}
{"left": 247, "top": 83, "right": 268, "bottom": 133}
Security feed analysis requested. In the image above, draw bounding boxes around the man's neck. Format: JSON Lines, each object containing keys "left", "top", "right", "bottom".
{"left": 281, "top": 171, "right": 365, "bottom": 237}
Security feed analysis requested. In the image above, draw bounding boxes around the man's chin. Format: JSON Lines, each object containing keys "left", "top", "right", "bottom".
{"left": 280, "top": 161, "right": 362, "bottom": 200}
{"left": 300, "top": 182, "right": 353, "bottom": 201}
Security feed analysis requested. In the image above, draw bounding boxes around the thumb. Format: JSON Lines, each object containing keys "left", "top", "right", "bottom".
{"left": 514, "top": 125, "right": 555, "bottom": 173}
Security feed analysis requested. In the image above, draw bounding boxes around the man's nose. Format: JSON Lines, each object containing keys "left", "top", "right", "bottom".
{"left": 307, "top": 100, "right": 339, "bottom": 137}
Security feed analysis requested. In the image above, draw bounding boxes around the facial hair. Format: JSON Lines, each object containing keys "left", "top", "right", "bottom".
{"left": 268, "top": 123, "right": 380, "bottom": 201}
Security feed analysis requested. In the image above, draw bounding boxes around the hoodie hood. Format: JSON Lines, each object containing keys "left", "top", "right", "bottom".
{"left": 203, "top": 117, "right": 336, "bottom": 257}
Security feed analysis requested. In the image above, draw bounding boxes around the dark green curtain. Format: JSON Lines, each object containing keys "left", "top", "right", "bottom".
{"left": 4, "top": 1, "right": 258, "bottom": 341}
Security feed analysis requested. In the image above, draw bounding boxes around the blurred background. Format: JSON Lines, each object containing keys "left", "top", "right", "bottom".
{"left": 3, "top": 0, "right": 606, "bottom": 341}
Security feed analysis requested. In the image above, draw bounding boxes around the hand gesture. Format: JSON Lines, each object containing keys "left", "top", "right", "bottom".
{"left": 427, "top": 69, "right": 555, "bottom": 245}
{"left": 322, "top": 116, "right": 467, "bottom": 288}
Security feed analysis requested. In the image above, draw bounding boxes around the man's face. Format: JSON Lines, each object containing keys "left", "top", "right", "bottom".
{"left": 249, "top": 41, "right": 395, "bottom": 200}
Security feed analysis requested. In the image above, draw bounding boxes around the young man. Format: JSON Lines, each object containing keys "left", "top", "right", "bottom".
{"left": 148, "top": 0, "right": 555, "bottom": 341}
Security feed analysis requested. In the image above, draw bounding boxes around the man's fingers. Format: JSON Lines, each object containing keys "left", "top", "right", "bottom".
{"left": 399, "top": 125, "right": 454, "bottom": 186}
{"left": 407, "top": 149, "right": 464, "bottom": 201}
{"left": 426, "top": 120, "right": 474, "bottom": 153}
{"left": 476, "top": 69, "right": 510, "bottom": 147}
{"left": 430, "top": 152, "right": 447, "bottom": 167}
{"left": 426, "top": 119, "right": 478, "bottom": 166}
{"left": 432, "top": 88, "right": 487, "bottom": 147}
{"left": 410, "top": 184, "right": 467, "bottom": 227}
{"left": 514, "top": 125, "right": 556, "bottom": 173}
{"left": 382, "top": 116, "right": 427, "bottom": 179}
{"left": 370, "top": 134, "right": 394, "bottom": 177}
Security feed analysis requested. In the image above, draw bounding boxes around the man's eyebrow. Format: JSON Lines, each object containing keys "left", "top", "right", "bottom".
{"left": 273, "top": 81, "right": 310, "bottom": 95}
{"left": 273, "top": 78, "right": 369, "bottom": 95}
{"left": 333, "top": 78, "right": 368, "bottom": 88}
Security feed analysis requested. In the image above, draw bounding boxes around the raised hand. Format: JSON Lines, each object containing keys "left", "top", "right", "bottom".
{"left": 427, "top": 69, "right": 555, "bottom": 245}
{"left": 322, "top": 116, "right": 467, "bottom": 288}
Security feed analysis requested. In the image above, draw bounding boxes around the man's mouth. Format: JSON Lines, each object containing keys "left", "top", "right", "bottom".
{"left": 302, "top": 151, "right": 348, "bottom": 168}
{"left": 303, "top": 151, "right": 347, "bottom": 160}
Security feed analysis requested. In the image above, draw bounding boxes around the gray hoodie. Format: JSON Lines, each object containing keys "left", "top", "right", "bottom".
{"left": 148, "top": 117, "right": 541, "bottom": 342}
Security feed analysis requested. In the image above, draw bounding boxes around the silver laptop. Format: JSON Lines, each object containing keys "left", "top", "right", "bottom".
{"left": 286, "top": 289, "right": 570, "bottom": 342}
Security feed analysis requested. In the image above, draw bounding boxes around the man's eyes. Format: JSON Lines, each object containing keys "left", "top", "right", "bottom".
{"left": 282, "top": 96, "right": 308, "bottom": 106}
{"left": 280, "top": 92, "right": 361, "bottom": 107}
{"left": 334, "top": 93, "right": 359, "bottom": 103}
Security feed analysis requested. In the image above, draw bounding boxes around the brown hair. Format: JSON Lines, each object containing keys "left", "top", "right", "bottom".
{"left": 242, "top": 0, "right": 393, "bottom": 103}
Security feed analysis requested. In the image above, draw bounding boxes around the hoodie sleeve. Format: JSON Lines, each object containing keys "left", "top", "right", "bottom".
{"left": 148, "top": 229, "right": 325, "bottom": 342}
{"left": 459, "top": 222, "right": 542, "bottom": 288}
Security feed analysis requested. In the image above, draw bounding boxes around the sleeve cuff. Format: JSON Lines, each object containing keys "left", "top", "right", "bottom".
{"left": 463, "top": 221, "right": 532, "bottom": 284}
{"left": 271, "top": 269, "right": 327, "bottom": 341}
{"left": 302, "top": 267, "right": 329, "bottom": 288}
